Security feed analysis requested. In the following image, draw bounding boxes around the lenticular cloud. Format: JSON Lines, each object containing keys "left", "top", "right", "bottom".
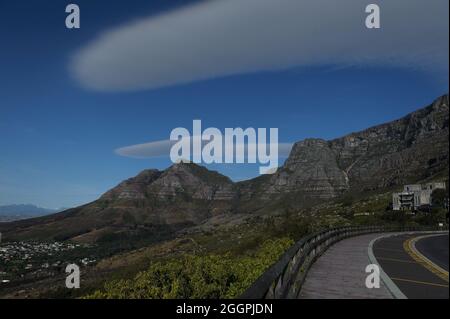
{"left": 71, "top": 0, "right": 448, "bottom": 92}
{"left": 114, "top": 139, "right": 294, "bottom": 160}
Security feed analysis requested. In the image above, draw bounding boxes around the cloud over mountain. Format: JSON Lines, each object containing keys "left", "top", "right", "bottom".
{"left": 71, "top": 0, "right": 449, "bottom": 92}
{"left": 115, "top": 138, "right": 294, "bottom": 160}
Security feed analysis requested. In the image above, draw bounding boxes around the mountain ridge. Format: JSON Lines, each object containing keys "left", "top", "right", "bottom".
{"left": 242, "top": 94, "right": 449, "bottom": 199}
{"left": 0, "top": 204, "right": 59, "bottom": 222}
{"left": 1, "top": 94, "right": 448, "bottom": 242}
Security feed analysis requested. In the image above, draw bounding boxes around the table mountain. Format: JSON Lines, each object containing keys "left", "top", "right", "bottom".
{"left": 1, "top": 94, "right": 448, "bottom": 242}
{"left": 241, "top": 94, "right": 448, "bottom": 201}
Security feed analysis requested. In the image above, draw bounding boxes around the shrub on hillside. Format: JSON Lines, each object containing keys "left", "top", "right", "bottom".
{"left": 85, "top": 237, "right": 293, "bottom": 299}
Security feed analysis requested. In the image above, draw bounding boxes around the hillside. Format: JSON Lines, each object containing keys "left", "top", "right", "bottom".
{"left": 0, "top": 163, "right": 238, "bottom": 242}
{"left": 1, "top": 94, "right": 448, "bottom": 243}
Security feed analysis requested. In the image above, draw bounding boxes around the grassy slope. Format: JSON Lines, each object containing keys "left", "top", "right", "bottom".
{"left": 2, "top": 172, "right": 447, "bottom": 299}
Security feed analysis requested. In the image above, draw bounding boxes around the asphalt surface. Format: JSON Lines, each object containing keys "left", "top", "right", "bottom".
{"left": 416, "top": 234, "right": 449, "bottom": 272}
{"left": 373, "top": 233, "right": 449, "bottom": 299}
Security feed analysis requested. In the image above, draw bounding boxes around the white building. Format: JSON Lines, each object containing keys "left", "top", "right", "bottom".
{"left": 392, "top": 182, "right": 446, "bottom": 211}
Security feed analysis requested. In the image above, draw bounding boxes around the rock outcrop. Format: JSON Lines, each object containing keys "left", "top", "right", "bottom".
{"left": 330, "top": 94, "right": 449, "bottom": 191}
{"left": 265, "top": 138, "right": 350, "bottom": 198}
{"left": 101, "top": 163, "right": 236, "bottom": 202}
{"left": 243, "top": 94, "right": 449, "bottom": 200}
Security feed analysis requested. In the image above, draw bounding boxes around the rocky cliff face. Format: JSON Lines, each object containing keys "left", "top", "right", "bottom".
{"left": 101, "top": 163, "right": 236, "bottom": 201}
{"left": 244, "top": 94, "right": 449, "bottom": 200}
{"left": 330, "top": 94, "right": 449, "bottom": 192}
{"left": 100, "top": 169, "right": 162, "bottom": 200}
{"left": 263, "top": 138, "right": 350, "bottom": 198}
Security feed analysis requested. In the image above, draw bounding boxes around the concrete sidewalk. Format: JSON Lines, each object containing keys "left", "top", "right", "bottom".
{"left": 299, "top": 233, "right": 393, "bottom": 299}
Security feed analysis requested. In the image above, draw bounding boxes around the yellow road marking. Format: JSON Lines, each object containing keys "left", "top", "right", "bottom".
{"left": 404, "top": 235, "right": 449, "bottom": 283}
{"left": 391, "top": 277, "right": 449, "bottom": 288}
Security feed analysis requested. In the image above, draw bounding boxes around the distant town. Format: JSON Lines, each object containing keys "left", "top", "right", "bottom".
{"left": 0, "top": 240, "right": 96, "bottom": 287}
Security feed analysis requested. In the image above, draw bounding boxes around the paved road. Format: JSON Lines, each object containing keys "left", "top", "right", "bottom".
{"left": 299, "top": 233, "right": 393, "bottom": 299}
{"left": 373, "top": 233, "right": 449, "bottom": 299}
{"left": 416, "top": 234, "right": 449, "bottom": 272}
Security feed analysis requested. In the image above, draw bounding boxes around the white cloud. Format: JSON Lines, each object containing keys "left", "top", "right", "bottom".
{"left": 72, "top": 0, "right": 449, "bottom": 92}
{"left": 116, "top": 139, "right": 174, "bottom": 158}
{"left": 115, "top": 138, "right": 293, "bottom": 159}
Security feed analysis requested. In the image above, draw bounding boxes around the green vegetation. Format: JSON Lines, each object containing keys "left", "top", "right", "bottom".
{"left": 84, "top": 237, "right": 293, "bottom": 299}
{"left": 6, "top": 178, "right": 447, "bottom": 299}
{"left": 432, "top": 188, "right": 448, "bottom": 208}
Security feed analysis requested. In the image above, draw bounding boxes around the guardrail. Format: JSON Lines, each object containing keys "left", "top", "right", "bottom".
{"left": 241, "top": 225, "right": 448, "bottom": 299}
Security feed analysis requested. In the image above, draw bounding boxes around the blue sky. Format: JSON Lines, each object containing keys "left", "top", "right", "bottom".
{"left": 0, "top": 0, "right": 448, "bottom": 208}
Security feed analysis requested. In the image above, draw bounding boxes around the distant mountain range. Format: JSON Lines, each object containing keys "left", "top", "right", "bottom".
{"left": 0, "top": 205, "right": 59, "bottom": 222}
{"left": 0, "top": 95, "right": 448, "bottom": 242}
